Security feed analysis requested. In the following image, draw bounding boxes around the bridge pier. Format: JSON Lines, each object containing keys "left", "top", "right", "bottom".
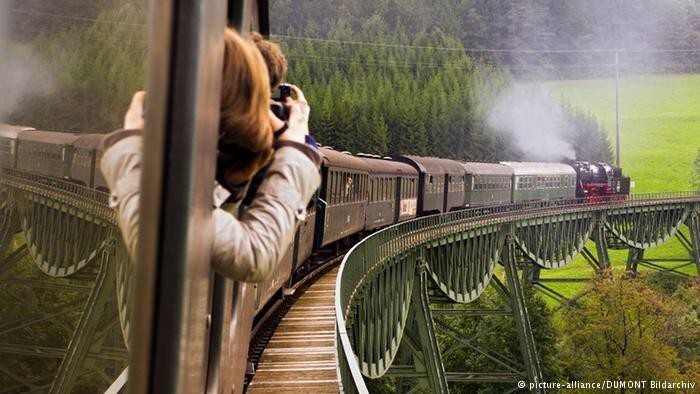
{"left": 591, "top": 216, "right": 611, "bottom": 271}
{"left": 409, "top": 261, "right": 449, "bottom": 393}
{"left": 50, "top": 242, "right": 116, "bottom": 394}
{"left": 501, "top": 232, "right": 543, "bottom": 392}
{"left": 625, "top": 248, "right": 644, "bottom": 275}
{"left": 686, "top": 211, "right": 700, "bottom": 277}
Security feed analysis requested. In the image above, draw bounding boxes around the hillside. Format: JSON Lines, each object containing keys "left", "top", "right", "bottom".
{"left": 537, "top": 74, "right": 700, "bottom": 299}
{"left": 544, "top": 74, "right": 700, "bottom": 192}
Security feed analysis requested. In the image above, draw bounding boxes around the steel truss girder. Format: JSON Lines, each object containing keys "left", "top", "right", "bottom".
{"left": 513, "top": 212, "right": 594, "bottom": 269}
{"left": 435, "top": 317, "right": 523, "bottom": 375}
{"left": 408, "top": 262, "right": 448, "bottom": 392}
{"left": 500, "top": 230, "right": 543, "bottom": 391}
{"left": 606, "top": 203, "right": 688, "bottom": 249}
{"left": 50, "top": 246, "right": 116, "bottom": 393}
{"left": 424, "top": 224, "right": 503, "bottom": 303}
{"left": 0, "top": 174, "right": 154, "bottom": 391}
{"left": 0, "top": 342, "right": 127, "bottom": 361}
{"left": 346, "top": 248, "right": 417, "bottom": 378}
{"left": 15, "top": 190, "right": 111, "bottom": 277}
{"left": 686, "top": 210, "right": 700, "bottom": 275}
{"left": 0, "top": 196, "right": 20, "bottom": 260}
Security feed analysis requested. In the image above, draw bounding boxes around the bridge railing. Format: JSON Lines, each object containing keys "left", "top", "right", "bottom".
{"left": 334, "top": 191, "right": 700, "bottom": 392}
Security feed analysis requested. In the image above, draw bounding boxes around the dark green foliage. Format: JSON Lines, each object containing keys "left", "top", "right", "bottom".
{"left": 558, "top": 276, "right": 700, "bottom": 383}
{"left": 0, "top": 234, "right": 127, "bottom": 392}
{"left": 271, "top": 0, "right": 700, "bottom": 77}
{"left": 439, "top": 285, "right": 562, "bottom": 393}
{"left": 278, "top": 23, "right": 517, "bottom": 159}
{"left": 7, "top": 0, "right": 147, "bottom": 132}
{"left": 272, "top": 0, "right": 630, "bottom": 160}
{"left": 563, "top": 105, "right": 614, "bottom": 162}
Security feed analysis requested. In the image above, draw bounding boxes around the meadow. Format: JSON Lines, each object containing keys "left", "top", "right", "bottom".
{"left": 535, "top": 74, "right": 700, "bottom": 301}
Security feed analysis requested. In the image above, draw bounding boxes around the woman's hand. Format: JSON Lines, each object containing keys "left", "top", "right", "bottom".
{"left": 275, "top": 84, "right": 310, "bottom": 144}
{"left": 124, "top": 91, "right": 147, "bottom": 130}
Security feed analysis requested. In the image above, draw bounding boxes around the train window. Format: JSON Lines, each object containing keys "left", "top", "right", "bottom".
{"left": 390, "top": 178, "right": 394, "bottom": 200}
{"left": 338, "top": 172, "right": 344, "bottom": 204}
{"left": 360, "top": 176, "right": 363, "bottom": 201}
{"left": 359, "top": 175, "right": 364, "bottom": 201}
{"left": 388, "top": 178, "right": 392, "bottom": 201}
{"left": 381, "top": 178, "right": 385, "bottom": 200}
{"left": 2, "top": 0, "right": 152, "bottom": 390}
{"left": 361, "top": 174, "right": 366, "bottom": 200}
{"left": 368, "top": 178, "right": 372, "bottom": 201}
{"left": 329, "top": 171, "right": 335, "bottom": 204}
{"left": 336, "top": 172, "right": 340, "bottom": 203}
{"left": 386, "top": 178, "right": 391, "bottom": 201}
{"left": 386, "top": 178, "right": 390, "bottom": 201}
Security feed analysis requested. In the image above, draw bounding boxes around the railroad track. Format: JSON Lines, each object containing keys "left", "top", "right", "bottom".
{"left": 246, "top": 252, "right": 346, "bottom": 388}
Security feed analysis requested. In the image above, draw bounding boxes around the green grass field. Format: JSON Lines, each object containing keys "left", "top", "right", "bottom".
{"left": 535, "top": 74, "right": 700, "bottom": 302}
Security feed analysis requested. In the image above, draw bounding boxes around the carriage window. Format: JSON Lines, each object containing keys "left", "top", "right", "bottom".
{"left": 360, "top": 175, "right": 364, "bottom": 200}
{"left": 334, "top": 172, "right": 340, "bottom": 204}
{"left": 386, "top": 178, "right": 391, "bottom": 200}
{"left": 331, "top": 172, "right": 335, "bottom": 204}
{"left": 2, "top": 1, "right": 149, "bottom": 390}
{"left": 335, "top": 172, "right": 345, "bottom": 204}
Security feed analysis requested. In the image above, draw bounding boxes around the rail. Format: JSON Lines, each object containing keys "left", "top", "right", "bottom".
{"left": 334, "top": 191, "right": 700, "bottom": 392}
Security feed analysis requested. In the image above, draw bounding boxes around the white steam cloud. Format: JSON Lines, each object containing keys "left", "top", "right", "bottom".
{"left": 0, "top": 4, "right": 55, "bottom": 122}
{"left": 487, "top": 84, "right": 574, "bottom": 161}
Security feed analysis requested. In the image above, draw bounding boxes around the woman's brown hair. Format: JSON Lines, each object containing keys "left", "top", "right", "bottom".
{"left": 249, "top": 31, "right": 288, "bottom": 88}
{"left": 218, "top": 27, "right": 273, "bottom": 182}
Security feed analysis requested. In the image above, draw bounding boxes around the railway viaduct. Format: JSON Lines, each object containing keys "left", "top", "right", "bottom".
{"left": 0, "top": 170, "right": 698, "bottom": 393}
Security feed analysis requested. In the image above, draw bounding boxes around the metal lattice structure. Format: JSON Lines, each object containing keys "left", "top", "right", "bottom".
{"left": 1, "top": 162, "right": 699, "bottom": 394}
{"left": 336, "top": 193, "right": 700, "bottom": 393}
{"left": 0, "top": 170, "right": 131, "bottom": 393}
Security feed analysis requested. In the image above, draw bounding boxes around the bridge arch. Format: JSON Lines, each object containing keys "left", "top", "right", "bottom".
{"left": 337, "top": 194, "right": 700, "bottom": 393}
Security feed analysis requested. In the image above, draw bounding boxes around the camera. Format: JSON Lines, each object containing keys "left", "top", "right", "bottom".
{"left": 270, "top": 83, "right": 292, "bottom": 120}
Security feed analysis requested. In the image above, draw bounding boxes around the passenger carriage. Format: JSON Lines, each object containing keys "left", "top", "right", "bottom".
{"left": 501, "top": 161, "right": 577, "bottom": 203}
{"left": 358, "top": 155, "right": 419, "bottom": 231}
{"left": 17, "top": 130, "right": 81, "bottom": 180}
{"left": 315, "top": 147, "right": 370, "bottom": 247}
{"left": 461, "top": 161, "right": 513, "bottom": 207}
{"left": 391, "top": 155, "right": 465, "bottom": 214}
{"left": 72, "top": 133, "right": 109, "bottom": 190}
{"left": 0, "top": 124, "right": 34, "bottom": 169}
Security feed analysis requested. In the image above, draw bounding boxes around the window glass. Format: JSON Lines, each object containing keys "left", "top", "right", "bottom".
{"left": 0, "top": 1, "right": 148, "bottom": 390}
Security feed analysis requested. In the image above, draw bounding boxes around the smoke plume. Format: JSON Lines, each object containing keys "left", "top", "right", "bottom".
{"left": 0, "top": 4, "right": 55, "bottom": 123}
{"left": 487, "top": 84, "right": 575, "bottom": 161}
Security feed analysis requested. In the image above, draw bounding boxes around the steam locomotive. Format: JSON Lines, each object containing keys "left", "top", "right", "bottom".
{"left": 0, "top": 123, "right": 630, "bottom": 377}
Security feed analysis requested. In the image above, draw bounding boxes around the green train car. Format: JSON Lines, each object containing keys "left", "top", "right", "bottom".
{"left": 501, "top": 161, "right": 577, "bottom": 203}
{"left": 461, "top": 162, "right": 513, "bottom": 207}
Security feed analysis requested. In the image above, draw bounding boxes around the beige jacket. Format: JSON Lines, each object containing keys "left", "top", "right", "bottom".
{"left": 100, "top": 129, "right": 321, "bottom": 282}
